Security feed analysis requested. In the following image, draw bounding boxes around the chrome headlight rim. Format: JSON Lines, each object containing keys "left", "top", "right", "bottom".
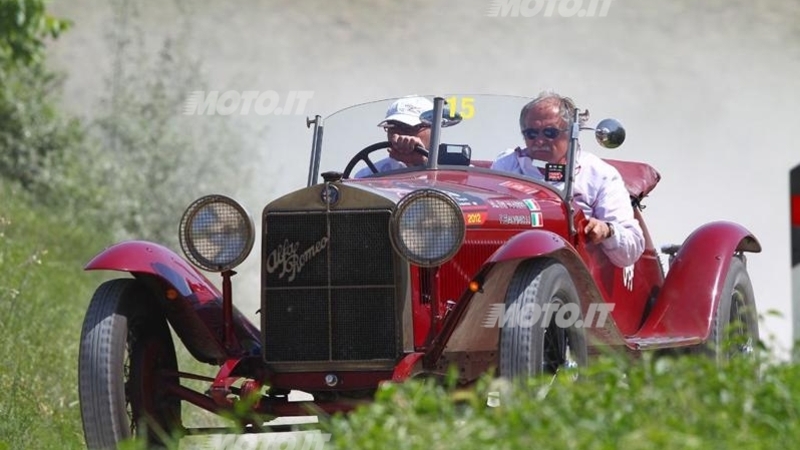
{"left": 389, "top": 188, "right": 466, "bottom": 268}
{"left": 179, "top": 194, "right": 255, "bottom": 272}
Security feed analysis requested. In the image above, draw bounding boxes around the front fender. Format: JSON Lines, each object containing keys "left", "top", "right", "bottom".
{"left": 487, "top": 229, "right": 570, "bottom": 264}
{"left": 86, "top": 240, "right": 261, "bottom": 364}
{"left": 631, "top": 221, "right": 760, "bottom": 347}
{"left": 86, "top": 240, "right": 215, "bottom": 300}
{"left": 425, "top": 230, "right": 626, "bottom": 372}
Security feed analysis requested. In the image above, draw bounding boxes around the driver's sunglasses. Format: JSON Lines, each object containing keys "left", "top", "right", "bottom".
{"left": 521, "top": 127, "right": 565, "bottom": 140}
{"left": 383, "top": 123, "right": 429, "bottom": 135}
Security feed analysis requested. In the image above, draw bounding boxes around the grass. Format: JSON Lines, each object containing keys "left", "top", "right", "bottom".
{"left": 0, "top": 180, "right": 110, "bottom": 449}
{"left": 2, "top": 176, "right": 799, "bottom": 449}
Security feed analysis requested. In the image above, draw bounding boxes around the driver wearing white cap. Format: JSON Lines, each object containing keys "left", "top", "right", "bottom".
{"left": 354, "top": 96, "right": 432, "bottom": 178}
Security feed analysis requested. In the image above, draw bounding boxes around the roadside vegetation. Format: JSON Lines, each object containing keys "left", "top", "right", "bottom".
{"left": 1, "top": 1, "right": 798, "bottom": 449}
{"left": 323, "top": 354, "right": 800, "bottom": 450}
{"left": 0, "top": 0, "right": 246, "bottom": 448}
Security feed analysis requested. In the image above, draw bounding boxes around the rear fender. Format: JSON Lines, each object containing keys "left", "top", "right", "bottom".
{"left": 85, "top": 240, "right": 261, "bottom": 364}
{"left": 631, "top": 221, "right": 761, "bottom": 347}
{"left": 425, "top": 230, "right": 626, "bottom": 371}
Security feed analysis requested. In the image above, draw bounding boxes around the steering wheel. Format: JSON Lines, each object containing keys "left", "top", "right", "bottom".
{"left": 342, "top": 141, "right": 429, "bottom": 179}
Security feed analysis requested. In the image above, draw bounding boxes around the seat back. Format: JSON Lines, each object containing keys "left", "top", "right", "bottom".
{"left": 602, "top": 159, "right": 661, "bottom": 204}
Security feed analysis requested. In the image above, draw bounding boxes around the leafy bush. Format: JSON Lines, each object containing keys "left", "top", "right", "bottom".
{"left": 0, "top": 0, "right": 85, "bottom": 202}
{"left": 322, "top": 354, "right": 800, "bottom": 450}
{"left": 1, "top": 0, "right": 252, "bottom": 247}
{"left": 0, "top": 0, "right": 70, "bottom": 66}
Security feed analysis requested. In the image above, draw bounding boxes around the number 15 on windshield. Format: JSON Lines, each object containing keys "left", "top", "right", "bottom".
{"left": 445, "top": 96, "right": 475, "bottom": 119}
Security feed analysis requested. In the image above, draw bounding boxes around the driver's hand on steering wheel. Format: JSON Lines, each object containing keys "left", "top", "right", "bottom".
{"left": 388, "top": 134, "right": 427, "bottom": 167}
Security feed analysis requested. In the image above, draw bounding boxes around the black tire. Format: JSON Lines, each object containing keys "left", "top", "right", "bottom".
{"left": 79, "top": 278, "right": 181, "bottom": 449}
{"left": 706, "top": 256, "right": 759, "bottom": 361}
{"left": 500, "top": 259, "right": 588, "bottom": 379}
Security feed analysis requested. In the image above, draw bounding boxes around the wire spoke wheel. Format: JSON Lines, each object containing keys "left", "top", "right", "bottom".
{"left": 704, "top": 256, "right": 760, "bottom": 362}
{"left": 500, "top": 259, "right": 588, "bottom": 382}
{"left": 79, "top": 279, "right": 181, "bottom": 449}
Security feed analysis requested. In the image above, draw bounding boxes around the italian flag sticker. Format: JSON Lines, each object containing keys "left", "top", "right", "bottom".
{"left": 531, "top": 212, "right": 543, "bottom": 227}
{"left": 523, "top": 199, "right": 539, "bottom": 211}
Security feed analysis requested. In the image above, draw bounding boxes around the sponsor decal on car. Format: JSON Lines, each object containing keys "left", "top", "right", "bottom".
{"left": 545, "top": 163, "right": 566, "bottom": 182}
{"left": 464, "top": 211, "right": 488, "bottom": 226}
{"left": 530, "top": 211, "right": 543, "bottom": 227}
{"left": 499, "top": 214, "right": 531, "bottom": 225}
{"left": 523, "top": 198, "right": 540, "bottom": 211}
{"left": 488, "top": 199, "right": 528, "bottom": 209}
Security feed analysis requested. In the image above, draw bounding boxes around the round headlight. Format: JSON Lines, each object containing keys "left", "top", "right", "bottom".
{"left": 390, "top": 189, "right": 466, "bottom": 267}
{"left": 179, "top": 195, "right": 255, "bottom": 272}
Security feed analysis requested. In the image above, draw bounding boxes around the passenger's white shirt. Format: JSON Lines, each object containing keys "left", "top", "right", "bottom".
{"left": 491, "top": 147, "right": 645, "bottom": 267}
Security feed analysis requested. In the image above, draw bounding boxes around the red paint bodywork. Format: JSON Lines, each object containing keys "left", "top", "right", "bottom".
{"left": 630, "top": 221, "right": 761, "bottom": 348}
{"left": 85, "top": 241, "right": 261, "bottom": 364}
{"left": 84, "top": 159, "right": 760, "bottom": 419}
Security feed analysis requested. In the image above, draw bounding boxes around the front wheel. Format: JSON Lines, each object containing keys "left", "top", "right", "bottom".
{"left": 79, "top": 278, "right": 181, "bottom": 448}
{"left": 500, "top": 259, "right": 588, "bottom": 380}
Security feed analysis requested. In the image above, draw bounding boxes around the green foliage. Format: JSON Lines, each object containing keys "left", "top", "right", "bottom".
{"left": 1, "top": 0, "right": 252, "bottom": 247}
{"left": 0, "top": 0, "right": 87, "bottom": 210}
{"left": 0, "top": 0, "right": 71, "bottom": 67}
{"left": 0, "top": 180, "right": 110, "bottom": 449}
{"left": 321, "top": 354, "right": 800, "bottom": 450}
{"left": 0, "top": 63, "right": 87, "bottom": 199}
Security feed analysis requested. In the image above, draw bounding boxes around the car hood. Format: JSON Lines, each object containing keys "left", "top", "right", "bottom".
{"left": 264, "top": 169, "right": 568, "bottom": 234}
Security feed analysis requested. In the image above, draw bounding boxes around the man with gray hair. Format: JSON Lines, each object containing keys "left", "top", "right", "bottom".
{"left": 491, "top": 92, "right": 644, "bottom": 267}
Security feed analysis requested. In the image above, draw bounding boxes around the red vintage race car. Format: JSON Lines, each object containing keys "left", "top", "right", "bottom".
{"left": 78, "top": 94, "right": 761, "bottom": 447}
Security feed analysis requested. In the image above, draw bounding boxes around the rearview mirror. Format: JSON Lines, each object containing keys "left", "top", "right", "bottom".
{"left": 594, "top": 118, "right": 625, "bottom": 148}
{"left": 420, "top": 107, "right": 463, "bottom": 128}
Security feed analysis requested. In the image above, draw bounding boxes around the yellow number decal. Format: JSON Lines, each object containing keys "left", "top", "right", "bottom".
{"left": 445, "top": 96, "right": 476, "bottom": 120}
{"left": 460, "top": 97, "right": 475, "bottom": 119}
{"left": 445, "top": 96, "right": 457, "bottom": 118}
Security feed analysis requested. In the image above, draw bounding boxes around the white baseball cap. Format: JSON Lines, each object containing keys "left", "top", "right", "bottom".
{"left": 377, "top": 96, "right": 434, "bottom": 127}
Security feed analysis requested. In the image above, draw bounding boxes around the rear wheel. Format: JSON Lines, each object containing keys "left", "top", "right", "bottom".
{"left": 706, "top": 256, "right": 759, "bottom": 360}
{"left": 500, "top": 259, "right": 588, "bottom": 380}
{"left": 79, "top": 278, "right": 181, "bottom": 448}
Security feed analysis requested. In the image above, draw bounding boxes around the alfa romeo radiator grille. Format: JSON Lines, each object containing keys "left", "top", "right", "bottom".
{"left": 262, "top": 209, "right": 398, "bottom": 363}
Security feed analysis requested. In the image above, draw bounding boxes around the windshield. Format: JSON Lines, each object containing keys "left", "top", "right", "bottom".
{"left": 313, "top": 94, "right": 540, "bottom": 183}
